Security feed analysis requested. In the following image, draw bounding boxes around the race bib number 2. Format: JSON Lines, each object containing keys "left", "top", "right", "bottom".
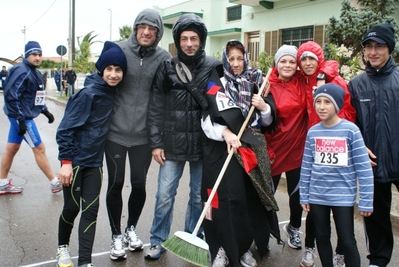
{"left": 35, "top": 91, "right": 46, "bottom": 106}
{"left": 314, "top": 137, "right": 348, "bottom": 166}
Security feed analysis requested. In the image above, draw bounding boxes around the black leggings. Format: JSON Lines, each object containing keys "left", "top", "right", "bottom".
{"left": 311, "top": 204, "right": 360, "bottom": 267}
{"left": 273, "top": 168, "right": 303, "bottom": 228}
{"left": 58, "top": 166, "right": 102, "bottom": 266}
{"left": 105, "top": 140, "right": 151, "bottom": 236}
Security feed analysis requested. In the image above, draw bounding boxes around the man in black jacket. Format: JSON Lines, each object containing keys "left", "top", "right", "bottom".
{"left": 65, "top": 66, "right": 77, "bottom": 96}
{"left": 145, "top": 13, "right": 220, "bottom": 260}
{"left": 348, "top": 23, "right": 399, "bottom": 267}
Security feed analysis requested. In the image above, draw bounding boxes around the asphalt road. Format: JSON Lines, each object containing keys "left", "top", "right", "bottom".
{"left": 0, "top": 91, "right": 398, "bottom": 267}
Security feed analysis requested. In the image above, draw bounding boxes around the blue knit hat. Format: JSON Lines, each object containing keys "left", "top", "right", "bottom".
{"left": 95, "top": 41, "right": 127, "bottom": 76}
{"left": 25, "top": 41, "right": 42, "bottom": 58}
{"left": 313, "top": 83, "right": 345, "bottom": 113}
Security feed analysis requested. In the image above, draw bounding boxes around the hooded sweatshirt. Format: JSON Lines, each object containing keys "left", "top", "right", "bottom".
{"left": 106, "top": 8, "right": 171, "bottom": 146}
{"left": 297, "top": 41, "right": 356, "bottom": 127}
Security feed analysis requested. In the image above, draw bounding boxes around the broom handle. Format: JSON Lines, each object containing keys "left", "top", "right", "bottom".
{"left": 192, "top": 68, "right": 272, "bottom": 236}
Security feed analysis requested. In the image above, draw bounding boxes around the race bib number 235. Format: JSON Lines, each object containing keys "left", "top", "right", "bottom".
{"left": 314, "top": 137, "right": 348, "bottom": 166}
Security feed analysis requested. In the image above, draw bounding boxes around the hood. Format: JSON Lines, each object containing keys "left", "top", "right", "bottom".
{"left": 297, "top": 41, "right": 324, "bottom": 76}
{"left": 172, "top": 13, "right": 207, "bottom": 65}
{"left": 128, "top": 8, "right": 164, "bottom": 52}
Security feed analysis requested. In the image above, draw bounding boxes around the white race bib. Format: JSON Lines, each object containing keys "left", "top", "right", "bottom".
{"left": 215, "top": 91, "right": 239, "bottom": 111}
{"left": 35, "top": 91, "right": 46, "bottom": 106}
{"left": 314, "top": 137, "right": 348, "bottom": 166}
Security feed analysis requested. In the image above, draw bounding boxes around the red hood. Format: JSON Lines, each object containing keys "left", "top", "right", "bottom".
{"left": 297, "top": 41, "right": 324, "bottom": 77}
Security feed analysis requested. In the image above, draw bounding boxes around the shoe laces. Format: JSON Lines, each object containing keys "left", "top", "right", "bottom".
{"left": 126, "top": 226, "right": 139, "bottom": 241}
{"left": 303, "top": 247, "right": 315, "bottom": 261}
{"left": 289, "top": 225, "right": 302, "bottom": 242}
{"left": 214, "top": 252, "right": 228, "bottom": 265}
{"left": 57, "top": 245, "right": 70, "bottom": 259}
{"left": 112, "top": 235, "right": 124, "bottom": 250}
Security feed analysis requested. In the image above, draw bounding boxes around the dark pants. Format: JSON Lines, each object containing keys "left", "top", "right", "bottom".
{"left": 365, "top": 181, "right": 399, "bottom": 267}
{"left": 105, "top": 140, "right": 151, "bottom": 236}
{"left": 273, "top": 168, "right": 303, "bottom": 228}
{"left": 311, "top": 204, "right": 360, "bottom": 267}
{"left": 58, "top": 166, "right": 102, "bottom": 266}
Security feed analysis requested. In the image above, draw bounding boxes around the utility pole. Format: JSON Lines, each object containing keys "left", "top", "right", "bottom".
{"left": 108, "top": 9, "right": 112, "bottom": 41}
{"left": 68, "top": 0, "right": 76, "bottom": 66}
{"left": 21, "top": 25, "right": 26, "bottom": 57}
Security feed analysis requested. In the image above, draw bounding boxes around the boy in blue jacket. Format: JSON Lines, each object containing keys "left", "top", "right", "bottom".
{"left": 55, "top": 41, "right": 127, "bottom": 267}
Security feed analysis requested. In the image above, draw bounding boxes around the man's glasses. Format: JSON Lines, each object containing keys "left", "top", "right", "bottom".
{"left": 364, "top": 44, "right": 388, "bottom": 52}
{"left": 137, "top": 24, "right": 157, "bottom": 33}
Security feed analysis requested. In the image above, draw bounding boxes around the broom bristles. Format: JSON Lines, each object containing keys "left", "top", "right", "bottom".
{"left": 162, "top": 231, "right": 209, "bottom": 267}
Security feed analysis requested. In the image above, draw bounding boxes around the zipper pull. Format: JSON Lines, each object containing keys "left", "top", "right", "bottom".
{"left": 140, "top": 58, "right": 143, "bottom": 66}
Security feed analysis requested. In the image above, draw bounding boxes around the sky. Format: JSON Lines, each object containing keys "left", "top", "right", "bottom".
{"left": 0, "top": 0, "right": 187, "bottom": 67}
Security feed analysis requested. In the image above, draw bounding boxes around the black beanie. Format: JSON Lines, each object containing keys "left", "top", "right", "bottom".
{"left": 95, "top": 41, "right": 127, "bottom": 76}
{"left": 313, "top": 84, "right": 345, "bottom": 113}
{"left": 362, "top": 23, "right": 396, "bottom": 53}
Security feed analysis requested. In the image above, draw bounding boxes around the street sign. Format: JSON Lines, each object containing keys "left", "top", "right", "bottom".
{"left": 56, "top": 45, "right": 67, "bottom": 56}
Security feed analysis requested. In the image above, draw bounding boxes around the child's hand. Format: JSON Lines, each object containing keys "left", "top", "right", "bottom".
{"left": 301, "top": 204, "right": 310, "bottom": 212}
{"left": 360, "top": 211, "right": 373, "bottom": 217}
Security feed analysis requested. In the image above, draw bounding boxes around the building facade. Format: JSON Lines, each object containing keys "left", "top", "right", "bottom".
{"left": 157, "top": 0, "right": 357, "bottom": 62}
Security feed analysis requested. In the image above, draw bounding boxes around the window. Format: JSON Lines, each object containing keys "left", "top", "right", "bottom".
{"left": 227, "top": 5, "right": 241, "bottom": 22}
{"left": 281, "top": 26, "right": 314, "bottom": 47}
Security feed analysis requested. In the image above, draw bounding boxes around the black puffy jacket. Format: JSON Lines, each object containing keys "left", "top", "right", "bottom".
{"left": 348, "top": 56, "right": 399, "bottom": 183}
{"left": 147, "top": 13, "right": 220, "bottom": 161}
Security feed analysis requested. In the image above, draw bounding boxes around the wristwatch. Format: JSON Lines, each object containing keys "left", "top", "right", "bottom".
{"left": 316, "top": 73, "right": 327, "bottom": 82}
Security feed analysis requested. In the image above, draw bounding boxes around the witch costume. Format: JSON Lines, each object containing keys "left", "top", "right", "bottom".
{"left": 201, "top": 39, "right": 281, "bottom": 266}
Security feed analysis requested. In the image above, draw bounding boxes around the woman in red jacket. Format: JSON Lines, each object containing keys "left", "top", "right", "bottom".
{"left": 265, "top": 45, "right": 309, "bottom": 256}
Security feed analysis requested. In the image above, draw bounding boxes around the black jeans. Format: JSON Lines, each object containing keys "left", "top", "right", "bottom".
{"left": 311, "top": 204, "right": 360, "bottom": 267}
{"left": 58, "top": 166, "right": 102, "bottom": 266}
{"left": 105, "top": 140, "right": 151, "bottom": 236}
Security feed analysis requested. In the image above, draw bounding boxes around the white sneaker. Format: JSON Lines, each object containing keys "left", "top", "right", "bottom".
{"left": 110, "top": 234, "right": 126, "bottom": 260}
{"left": 56, "top": 244, "right": 74, "bottom": 267}
{"left": 300, "top": 247, "right": 315, "bottom": 267}
{"left": 212, "top": 247, "right": 229, "bottom": 267}
{"left": 333, "top": 252, "right": 345, "bottom": 267}
{"left": 240, "top": 250, "right": 257, "bottom": 267}
{"left": 124, "top": 225, "right": 143, "bottom": 251}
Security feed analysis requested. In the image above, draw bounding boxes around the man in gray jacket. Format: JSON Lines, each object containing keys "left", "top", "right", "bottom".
{"left": 104, "top": 8, "right": 171, "bottom": 261}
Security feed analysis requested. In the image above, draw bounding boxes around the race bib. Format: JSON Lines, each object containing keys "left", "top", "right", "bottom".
{"left": 215, "top": 91, "right": 239, "bottom": 111}
{"left": 314, "top": 137, "right": 348, "bottom": 166}
{"left": 35, "top": 91, "right": 46, "bottom": 106}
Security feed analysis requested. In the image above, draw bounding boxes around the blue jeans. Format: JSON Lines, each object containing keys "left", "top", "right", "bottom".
{"left": 67, "top": 83, "right": 75, "bottom": 95}
{"left": 149, "top": 160, "right": 203, "bottom": 245}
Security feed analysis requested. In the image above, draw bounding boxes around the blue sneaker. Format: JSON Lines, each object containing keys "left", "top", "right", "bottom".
{"left": 144, "top": 244, "right": 165, "bottom": 260}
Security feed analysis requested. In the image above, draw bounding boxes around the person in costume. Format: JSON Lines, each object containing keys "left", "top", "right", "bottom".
{"left": 201, "top": 39, "right": 279, "bottom": 267}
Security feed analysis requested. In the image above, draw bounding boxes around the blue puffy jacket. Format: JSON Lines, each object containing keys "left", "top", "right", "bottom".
{"left": 3, "top": 59, "right": 47, "bottom": 121}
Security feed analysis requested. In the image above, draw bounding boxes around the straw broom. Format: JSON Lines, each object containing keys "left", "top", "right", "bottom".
{"left": 162, "top": 68, "right": 273, "bottom": 267}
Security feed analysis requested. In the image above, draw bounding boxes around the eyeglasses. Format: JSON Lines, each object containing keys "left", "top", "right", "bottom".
{"left": 137, "top": 24, "right": 157, "bottom": 33}
{"left": 364, "top": 44, "right": 388, "bottom": 52}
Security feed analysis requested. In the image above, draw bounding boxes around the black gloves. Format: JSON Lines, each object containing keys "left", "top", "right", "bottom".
{"left": 43, "top": 110, "right": 55, "bottom": 123}
{"left": 18, "top": 120, "right": 27, "bottom": 136}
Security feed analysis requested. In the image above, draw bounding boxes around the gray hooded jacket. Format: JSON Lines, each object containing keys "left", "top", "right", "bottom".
{"left": 107, "top": 8, "right": 171, "bottom": 146}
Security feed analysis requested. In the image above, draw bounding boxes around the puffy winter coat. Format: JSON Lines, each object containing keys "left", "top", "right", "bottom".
{"left": 348, "top": 57, "right": 399, "bottom": 183}
{"left": 147, "top": 13, "right": 220, "bottom": 161}
{"left": 297, "top": 41, "right": 356, "bottom": 127}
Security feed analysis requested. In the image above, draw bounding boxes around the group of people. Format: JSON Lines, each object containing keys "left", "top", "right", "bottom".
{"left": 54, "top": 66, "right": 77, "bottom": 96}
{"left": 0, "top": 5, "right": 398, "bottom": 267}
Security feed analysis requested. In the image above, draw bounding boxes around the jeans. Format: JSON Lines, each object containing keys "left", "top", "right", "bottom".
{"left": 67, "top": 82, "right": 75, "bottom": 95}
{"left": 149, "top": 160, "right": 203, "bottom": 245}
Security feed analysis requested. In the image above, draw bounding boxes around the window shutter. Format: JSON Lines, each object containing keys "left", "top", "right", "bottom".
{"left": 314, "top": 25, "right": 327, "bottom": 47}
{"left": 169, "top": 43, "right": 177, "bottom": 57}
{"left": 264, "top": 30, "right": 278, "bottom": 55}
